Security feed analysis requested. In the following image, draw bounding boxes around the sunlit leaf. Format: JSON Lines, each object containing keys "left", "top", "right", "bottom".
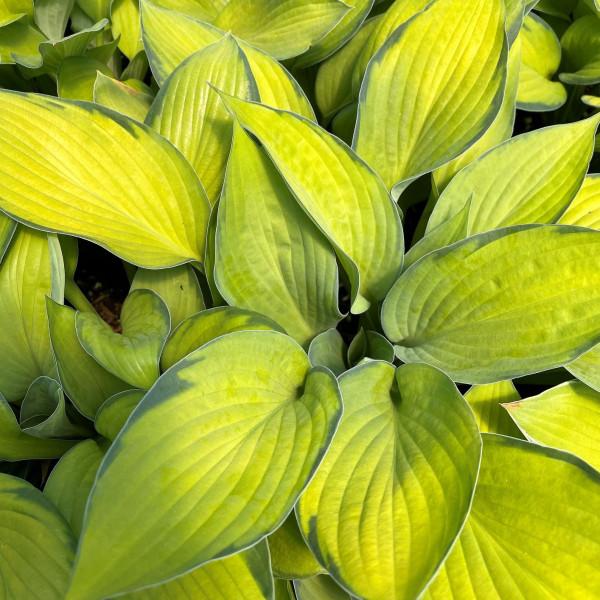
{"left": 0, "top": 91, "right": 211, "bottom": 268}
{"left": 382, "top": 225, "right": 600, "bottom": 384}
{"left": 353, "top": 0, "right": 507, "bottom": 197}
{"left": 66, "top": 330, "right": 342, "bottom": 600}
{"left": 94, "top": 389, "right": 145, "bottom": 441}
{"left": 111, "top": 0, "right": 143, "bottom": 60}
{"left": 294, "top": 576, "right": 352, "bottom": 600}
{"left": 57, "top": 55, "right": 112, "bottom": 101}
{"left": 93, "top": 71, "right": 154, "bottom": 121}
{"left": 297, "top": 361, "right": 481, "bottom": 600}
{"left": 559, "top": 173, "right": 600, "bottom": 230}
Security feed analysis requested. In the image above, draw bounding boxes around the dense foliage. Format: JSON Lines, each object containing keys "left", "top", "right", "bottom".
{"left": 1, "top": 0, "right": 600, "bottom": 598}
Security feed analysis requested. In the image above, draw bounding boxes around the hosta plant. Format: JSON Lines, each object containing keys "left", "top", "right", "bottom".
{"left": 1, "top": 0, "right": 600, "bottom": 598}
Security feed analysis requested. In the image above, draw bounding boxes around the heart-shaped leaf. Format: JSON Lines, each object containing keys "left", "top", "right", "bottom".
{"left": 353, "top": 0, "right": 507, "bottom": 197}
{"left": 66, "top": 330, "right": 342, "bottom": 600}
{"left": 220, "top": 93, "right": 403, "bottom": 313}
{"left": 297, "top": 361, "right": 481, "bottom": 600}
{"left": 0, "top": 91, "right": 210, "bottom": 268}
{"left": 215, "top": 123, "right": 342, "bottom": 346}
{"left": 382, "top": 225, "right": 600, "bottom": 384}
{"left": 76, "top": 289, "right": 170, "bottom": 390}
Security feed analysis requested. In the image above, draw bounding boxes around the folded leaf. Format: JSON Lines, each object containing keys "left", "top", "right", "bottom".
{"left": 111, "top": 0, "right": 142, "bottom": 59}
{"left": 427, "top": 115, "right": 600, "bottom": 236}
{"left": 57, "top": 55, "right": 112, "bottom": 101}
{"left": 160, "top": 306, "right": 283, "bottom": 370}
{"left": 93, "top": 72, "right": 154, "bottom": 121}
{"left": 423, "top": 435, "right": 600, "bottom": 599}
{"left": 34, "top": 0, "right": 73, "bottom": 39}
{"left": 268, "top": 513, "right": 325, "bottom": 579}
{"left": 504, "top": 380, "right": 600, "bottom": 470}
{"left": 215, "top": 123, "right": 342, "bottom": 346}
{"left": 146, "top": 35, "right": 259, "bottom": 206}
{"left": 382, "top": 225, "right": 600, "bottom": 384}
{"left": 353, "top": 0, "right": 507, "bottom": 197}
{"left": 0, "top": 91, "right": 210, "bottom": 267}
{"left": 131, "top": 264, "right": 204, "bottom": 329}
{"left": 43, "top": 438, "right": 108, "bottom": 536}
{"left": 0, "top": 226, "right": 61, "bottom": 403}
{"left": 76, "top": 289, "right": 170, "bottom": 390}
{"left": 213, "top": 0, "right": 349, "bottom": 60}
{"left": 517, "top": 13, "right": 566, "bottom": 111}
{"left": 0, "top": 473, "right": 76, "bottom": 600}
{"left": 505, "top": 0, "right": 526, "bottom": 45}
{"left": 121, "top": 542, "right": 274, "bottom": 600}
{"left": 66, "top": 331, "right": 342, "bottom": 600}
{"left": 0, "top": 212, "right": 16, "bottom": 260}
{"left": 0, "top": 391, "right": 76, "bottom": 460}
{"left": 47, "top": 299, "right": 129, "bottom": 419}
{"left": 559, "top": 173, "right": 600, "bottom": 229}
{"left": 94, "top": 389, "right": 145, "bottom": 441}
{"left": 566, "top": 346, "right": 600, "bottom": 393}
{"left": 220, "top": 94, "right": 403, "bottom": 313}
{"left": 560, "top": 15, "right": 600, "bottom": 85}
{"left": 0, "top": 14, "right": 46, "bottom": 64}
{"left": 307, "top": 328, "right": 347, "bottom": 376}
{"left": 297, "top": 361, "right": 481, "bottom": 600}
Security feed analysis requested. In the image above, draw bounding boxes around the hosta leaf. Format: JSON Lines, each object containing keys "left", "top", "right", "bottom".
{"left": 20, "top": 376, "right": 89, "bottom": 439}
{"left": 517, "top": 13, "right": 566, "bottom": 111}
{"left": 315, "top": 15, "right": 379, "bottom": 123}
{"left": 268, "top": 513, "right": 325, "bottom": 579}
{"left": 46, "top": 299, "right": 129, "bottom": 418}
{"left": 465, "top": 381, "right": 523, "bottom": 437}
{"left": 66, "top": 330, "right": 342, "bottom": 600}
{"left": 131, "top": 264, "right": 204, "bottom": 329}
{"left": 503, "top": 381, "right": 600, "bottom": 470}
{"left": 423, "top": 435, "right": 600, "bottom": 599}
{"left": 0, "top": 474, "right": 77, "bottom": 599}
{"left": 146, "top": 35, "right": 259, "bottom": 206}
{"left": 293, "top": 0, "right": 374, "bottom": 68}
{"left": 77, "top": 0, "right": 109, "bottom": 21}
{"left": 121, "top": 541, "right": 274, "bottom": 600}
{"left": 353, "top": 0, "right": 507, "bottom": 197}
{"left": 57, "top": 55, "right": 112, "bottom": 101}
{"left": 297, "top": 361, "right": 481, "bottom": 600}
{"left": 307, "top": 328, "right": 347, "bottom": 376}
{"left": 111, "top": 0, "right": 142, "bottom": 60}
{"left": 13, "top": 19, "right": 107, "bottom": 73}
{"left": 0, "top": 91, "right": 210, "bottom": 268}
{"left": 93, "top": 71, "right": 154, "bottom": 122}
{"left": 567, "top": 345, "right": 600, "bottom": 392}
{"left": 534, "top": 0, "right": 577, "bottom": 19}
{"left": 215, "top": 123, "right": 342, "bottom": 346}
{"left": 329, "top": 101, "right": 356, "bottom": 145}
{"left": 0, "top": 213, "right": 16, "bottom": 260}
{"left": 94, "top": 389, "right": 145, "bottom": 441}
{"left": 140, "top": 1, "right": 315, "bottom": 118}
{"left": 149, "top": 0, "right": 228, "bottom": 21}
{"left": 350, "top": 0, "right": 430, "bottom": 94}
{"left": 382, "top": 225, "right": 600, "bottom": 384}
{"left": 559, "top": 173, "right": 600, "bottom": 229}
{"left": 220, "top": 94, "right": 403, "bottom": 313}
{"left": 505, "top": 0, "right": 526, "bottom": 45}
{"left": 213, "top": 0, "right": 349, "bottom": 60}
{"left": 426, "top": 115, "right": 600, "bottom": 236}
{"left": 43, "top": 438, "right": 108, "bottom": 536}
{"left": 0, "top": 0, "right": 33, "bottom": 20}
{"left": 0, "top": 226, "right": 61, "bottom": 403}
{"left": 347, "top": 328, "right": 394, "bottom": 366}
{"left": 161, "top": 306, "right": 282, "bottom": 370}
{"left": 0, "top": 15, "right": 46, "bottom": 65}
{"left": 76, "top": 289, "right": 170, "bottom": 390}
{"left": 34, "top": 0, "right": 74, "bottom": 39}
{"left": 294, "top": 576, "right": 352, "bottom": 600}
{"left": 560, "top": 15, "right": 600, "bottom": 85}
{"left": 0, "top": 392, "right": 76, "bottom": 460}
{"left": 431, "top": 36, "right": 522, "bottom": 195}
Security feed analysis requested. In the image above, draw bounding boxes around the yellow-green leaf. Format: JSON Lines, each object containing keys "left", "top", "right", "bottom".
{"left": 148, "top": 0, "right": 228, "bottom": 21}
{"left": 423, "top": 435, "right": 600, "bottom": 599}
{"left": 294, "top": 576, "right": 352, "bottom": 600}
{"left": 297, "top": 361, "right": 481, "bottom": 600}
{"left": 94, "top": 389, "right": 145, "bottom": 441}
{"left": 0, "top": 91, "right": 210, "bottom": 268}
{"left": 146, "top": 35, "right": 259, "bottom": 206}
{"left": 382, "top": 225, "right": 600, "bottom": 384}
{"left": 220, "top": 94, "right": 403, "bottom": 313}
{"left": 307, "top": 328, "right": 347, "bottom": 377}
{"left": 465, "top": 380, "right": 523, "bottom": 437}
{"left": 57, "top": 55, "right": 112, "bottom": 101}
{"left": 93, "top": 71, "right": 154, "bottom": 121}
{"left": 559, "top": 173, "right": 600, "bottom": 229}
{"left": 426, "top": 115, "right": 600, "bottom": 236}
{"left": 0, "top": 226, "right": 61, "bottom": 403}
{"left": 46, "top": 299, "right": 129, "bottom": 419}
{"left": 215, "top": 123, "right": 342, "bottom": 347}
{"left": 0, "top": 14, "right": 46, "bottom": 65}
{"left": 0, "top": 473, "right": 76, "bottom": 600}
{"left": 76, "top": 289, "right": 170, "bottom": 390}
{"left": 504, "top": 380, "right": 600, "bottom": 470}
{"left": 66, "top": 330, "right": 342, "bottom": 600}
{"left": 560, "top": 14, "right": 600, "bottom": 85}
{"left": 353, "top": 0, "right": 507, "bottom": 197}
{"left": 111, "top": 0, "right": 143, "bottom": 60}
{"left": 213, "top": 0, "right": 349, "bottom": 60}
{"left": 517, "top": 13, "right": 567, "bottom": 111}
